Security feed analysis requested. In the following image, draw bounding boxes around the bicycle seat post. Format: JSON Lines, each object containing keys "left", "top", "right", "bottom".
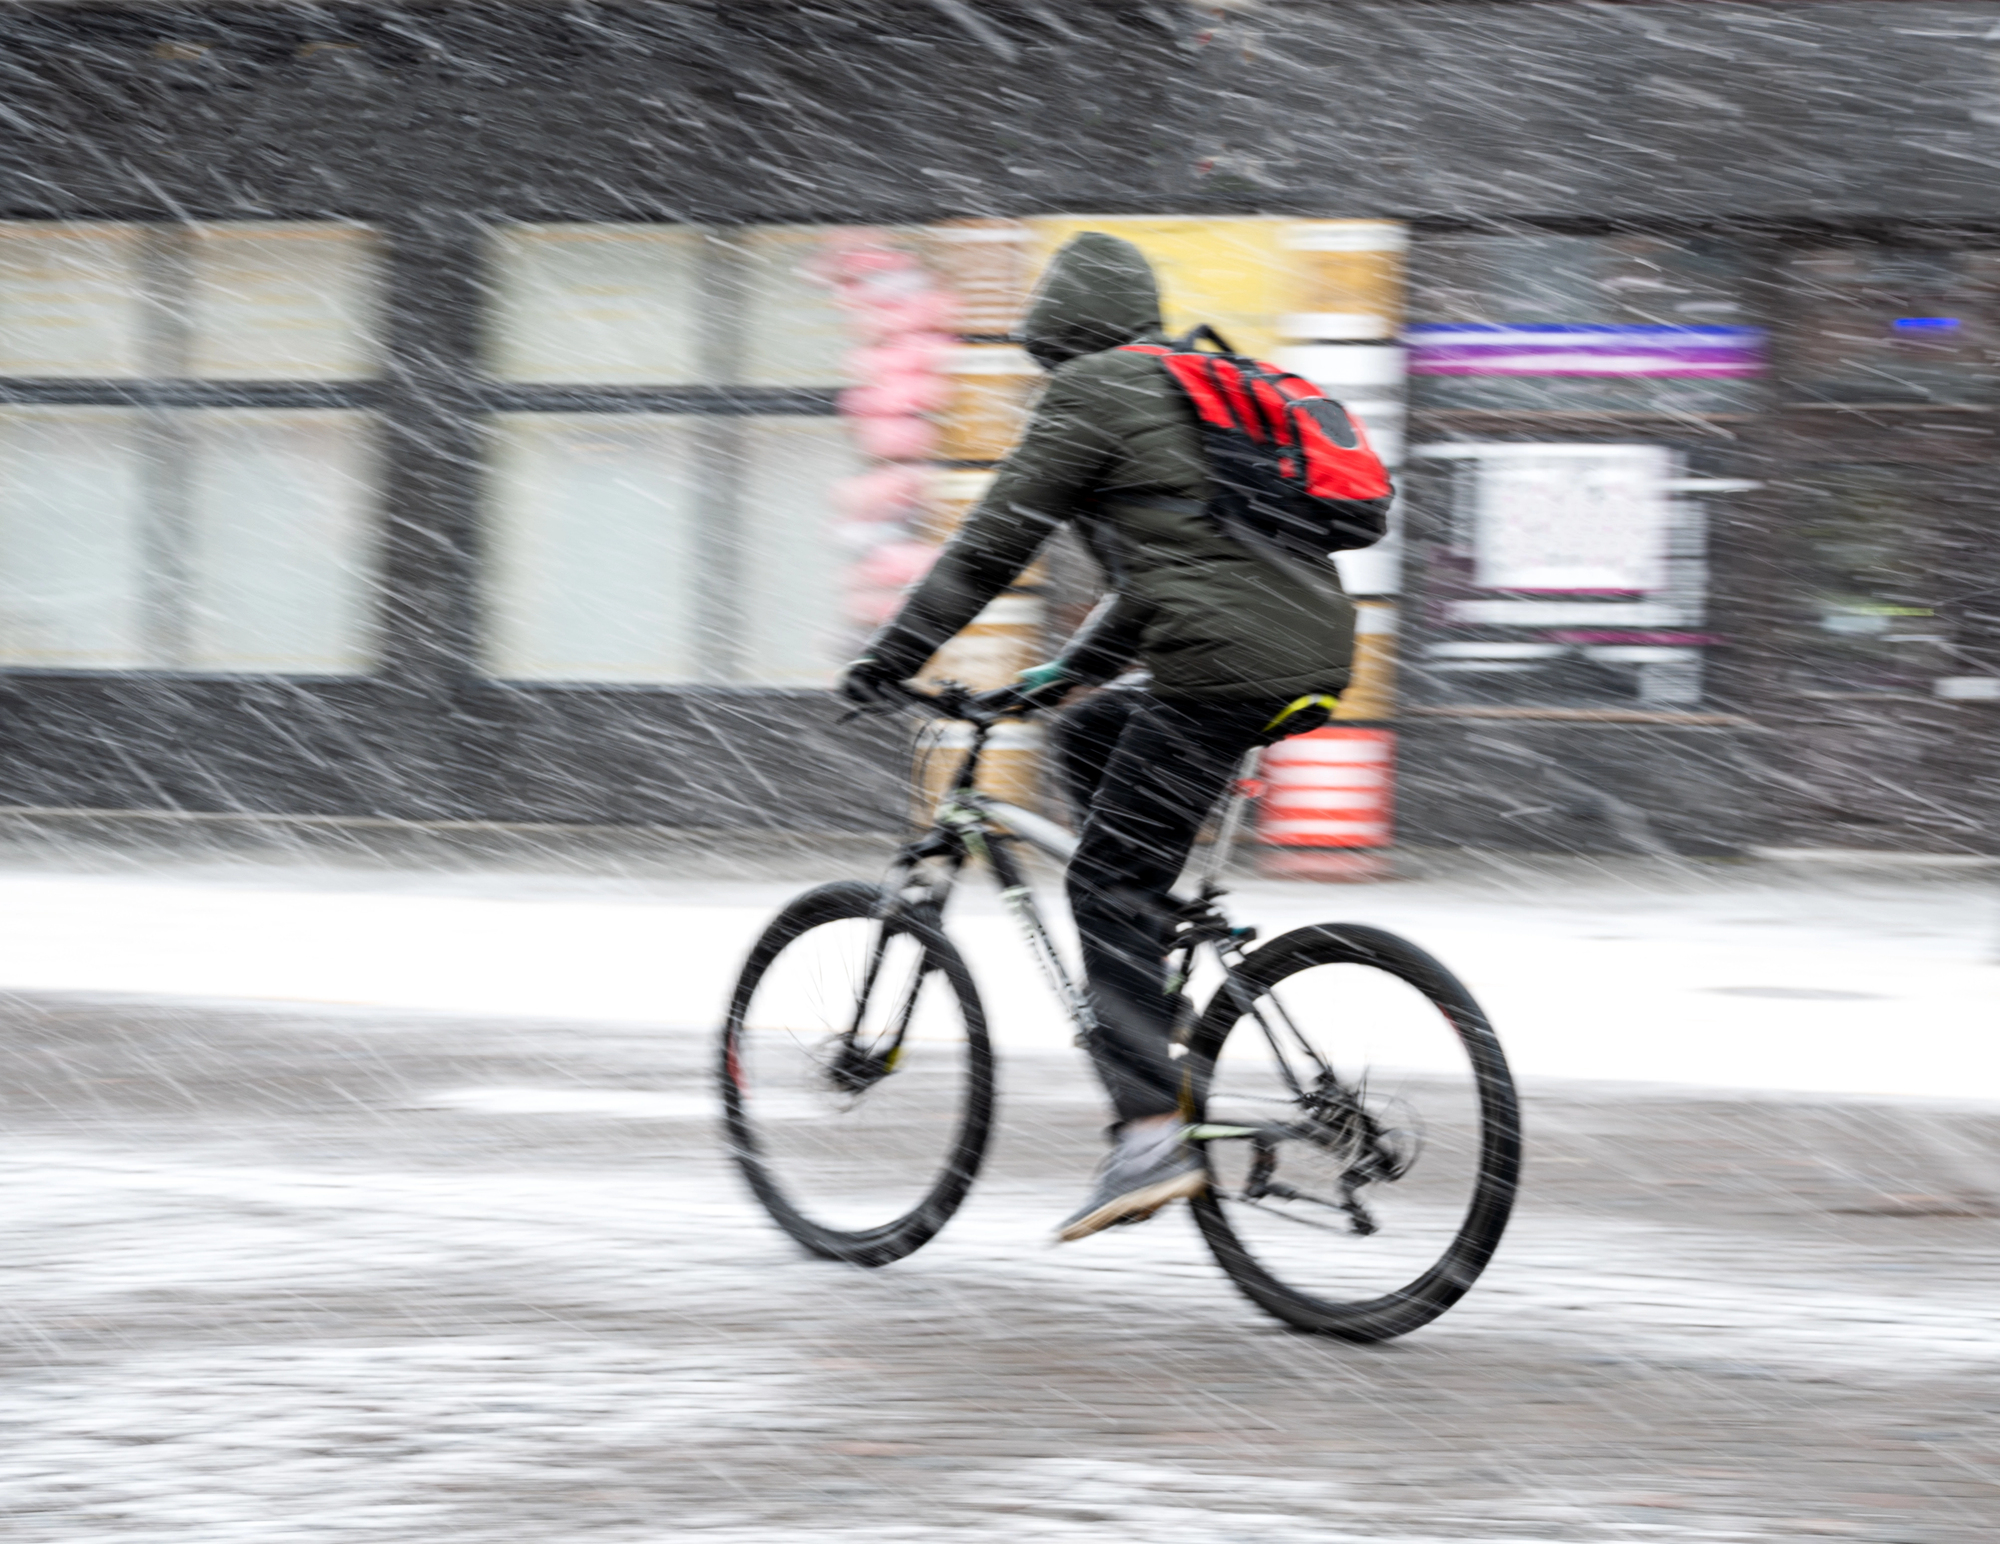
{"left": 1189, "top": 747, "right": 1264, "bottom": 897}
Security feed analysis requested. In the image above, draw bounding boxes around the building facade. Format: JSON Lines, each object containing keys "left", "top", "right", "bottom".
{"left": 0, "top": 0, "right": 1994, "bottom": 853}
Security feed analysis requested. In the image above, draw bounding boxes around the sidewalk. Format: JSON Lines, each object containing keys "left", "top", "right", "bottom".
{"left": 0, "top": 818, "right": 1985, "bottom": 1103}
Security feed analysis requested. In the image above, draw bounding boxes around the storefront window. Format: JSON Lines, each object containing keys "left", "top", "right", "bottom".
{"left": 181, "top": 410, "right": 377, "bottom": 671}
{"left": 480, "top": 223, "right": 870, "bottom": 685}
{"left": 488, "top": 225, "right": 706, "bottom": 385}
{"left": 1402, "top": 235, "right": 1759, "bottom": 712}
{"left": 0, "top": 222, "right": 383, "bottom": 674}
{"left": 734, "top": 228, "right": 862, "bottom": 387}
{"left": 734, "top": 417, "right": 863, "bottom": 683}
{"left": 1783, "top": 464, "right": 1958, "bottom": 696}
{"left": 0, "top": 407, "right": 147, "bottom": 667}
{"left": 1406, "top": 235, "right": 1759, "bottom": 417}
{"left": 1405, "top": 441, "right": 1717, "bottom": 710}
{"left": 1783, "top": 247, "right": 2000, "bottom": 406}
{"left": 0, "top": 225, "right": 148, "bottom": 377}
{"left": 184, "top": 225, "right": 380, "bottom": 381}
{"left": 484, "top": 414, "right": 704, "bottom": 683}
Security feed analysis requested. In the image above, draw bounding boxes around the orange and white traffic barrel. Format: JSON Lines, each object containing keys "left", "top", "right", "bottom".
{"left": 1257, "top": 727, "right": 1395, "bottom": 881}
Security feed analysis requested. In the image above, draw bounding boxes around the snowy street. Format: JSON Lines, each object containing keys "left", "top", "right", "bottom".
{"left": 0, "top": 840, "right": 1996, "bottom": 1541}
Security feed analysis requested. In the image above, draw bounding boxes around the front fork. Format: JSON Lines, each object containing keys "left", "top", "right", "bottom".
{"left": 824, "top": 837, "right": 963, "bottom": 1096}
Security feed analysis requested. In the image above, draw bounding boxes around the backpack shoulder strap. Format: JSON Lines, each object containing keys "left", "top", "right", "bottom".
{"left": 1176, "top": 324, "right": 1237, "bottom": 355}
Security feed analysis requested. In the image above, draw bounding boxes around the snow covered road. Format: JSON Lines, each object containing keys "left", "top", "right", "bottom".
{"left": 0, "top": 851, "right": 1995, "bottom": 1540}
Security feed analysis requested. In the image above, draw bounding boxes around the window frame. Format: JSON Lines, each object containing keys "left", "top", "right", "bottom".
{"left": 469, "top": 220, "right": 851, "bottom": 691}
{"left": 0, "top": 218, "right": 388, "bottom": 679}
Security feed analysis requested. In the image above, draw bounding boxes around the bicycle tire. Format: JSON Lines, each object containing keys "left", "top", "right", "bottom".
{"left": 720, "top": 879, "right": 993, "bottom": 1267}
{"left": 1186, "top": 923, "right": 1520, "bottom": 1342}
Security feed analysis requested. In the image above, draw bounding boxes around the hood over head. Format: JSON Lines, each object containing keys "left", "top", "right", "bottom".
{"left": 1021, "top": 232, "right": 1163, "bottom": 370}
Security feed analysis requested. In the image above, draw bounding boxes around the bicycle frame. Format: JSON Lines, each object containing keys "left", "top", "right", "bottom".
{"left": 820, "top": 686, "right": 1445, "bottom": 1247}
{"left": 887, "top": 707, "right": 1266, "bottom": 1056}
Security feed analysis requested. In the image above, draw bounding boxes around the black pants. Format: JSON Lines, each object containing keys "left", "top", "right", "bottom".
{"left": 1055, "top": 690, "right": 1283, "bottom": 1123}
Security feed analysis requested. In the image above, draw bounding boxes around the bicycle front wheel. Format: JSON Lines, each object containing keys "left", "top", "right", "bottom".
{"left": 1187, "top": 923, "right": 1520, "bottom": 1341}
{"left": 720, "top": 880, "right": 993, "bottom": 1266}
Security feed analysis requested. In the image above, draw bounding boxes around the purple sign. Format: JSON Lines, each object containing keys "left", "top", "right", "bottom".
{"left": 1548, "top": 631, "right": 1725, "bottom": 646}
{"left": 1407, "top": 324, "right": 1764, "bottom": 378}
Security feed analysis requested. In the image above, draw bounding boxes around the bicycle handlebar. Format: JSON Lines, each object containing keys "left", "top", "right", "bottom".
{"left": 840, "top": 678, "right": 1067, "bottom": 728}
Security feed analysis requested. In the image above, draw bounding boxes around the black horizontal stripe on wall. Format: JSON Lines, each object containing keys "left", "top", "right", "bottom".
{"left": 0, "top": 380, "right": 380, "bottom": 410}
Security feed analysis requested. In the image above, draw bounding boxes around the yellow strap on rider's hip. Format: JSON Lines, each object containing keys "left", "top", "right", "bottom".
{"left": 1262, "top": 693, "right": 1340, "bottom": 735}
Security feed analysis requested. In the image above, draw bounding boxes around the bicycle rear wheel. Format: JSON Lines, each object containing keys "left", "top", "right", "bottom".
{"left": 720, "top": 880, "right": 992, "bottom": 1266}
{"left": 1186, "top": 923, "right": 1520, "bottom": 1341}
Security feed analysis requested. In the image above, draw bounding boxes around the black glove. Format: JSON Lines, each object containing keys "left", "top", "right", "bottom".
{"left": 835, "top": 624, "right": 936, "bottom": 711}
{"left": 836, "top": 655, "right": 910, "bottom": 711}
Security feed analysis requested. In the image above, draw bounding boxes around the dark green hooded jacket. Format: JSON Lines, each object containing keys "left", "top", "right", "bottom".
{"left": 870, "top": 231, "right": 1358, "bottom": 702}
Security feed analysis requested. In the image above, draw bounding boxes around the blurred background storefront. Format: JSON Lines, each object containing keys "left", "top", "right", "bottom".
{"left": 1397, "top": 233, "right": 2000, "bottom": 856}
{"left": 0, "top": 0, "right": 1992, "bottom": 856}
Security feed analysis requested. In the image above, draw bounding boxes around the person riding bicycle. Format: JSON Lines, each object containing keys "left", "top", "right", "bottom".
{"left": 839, "top": 232, "right": 1372, "bottom": 1241}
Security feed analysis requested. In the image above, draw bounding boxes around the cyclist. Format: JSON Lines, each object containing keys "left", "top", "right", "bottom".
{"left": 839, "top": 232, "right": 1363, "bottom": 1241}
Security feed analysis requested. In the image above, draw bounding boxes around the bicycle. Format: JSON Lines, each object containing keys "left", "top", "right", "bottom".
{"left": 719, "top": 682, "right": 1521, "bottom": 1342}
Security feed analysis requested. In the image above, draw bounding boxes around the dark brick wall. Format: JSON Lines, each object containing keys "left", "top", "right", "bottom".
{"left": 1394, "top": 720, "right": 1771, "bottom": 858}
{"left": 1202, "top": 2, "right": 2000, "bottom": 226}
{"left": 9, "top": 4, "right": 2000, "bottom": 229}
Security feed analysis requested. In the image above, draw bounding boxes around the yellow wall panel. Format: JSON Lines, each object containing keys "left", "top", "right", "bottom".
{"left": 1026, "top": 216, "right": 1291, "bottom": 362}
{"left": 1024, "top": 217, "right": 1409, "bottom": 358}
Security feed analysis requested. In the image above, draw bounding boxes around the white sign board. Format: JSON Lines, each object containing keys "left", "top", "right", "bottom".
{"left": 1454, "top": 444, "right": 1672, "bottom": 593}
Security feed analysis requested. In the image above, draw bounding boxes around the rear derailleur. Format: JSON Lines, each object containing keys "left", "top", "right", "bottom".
{"left": 1241, "top": 1080, "right": 1418, "bottom": 1236}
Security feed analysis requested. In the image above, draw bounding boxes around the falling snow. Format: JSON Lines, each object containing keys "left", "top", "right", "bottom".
{"left": 0, "top": 2, "right": 1995, "bottom": 1541}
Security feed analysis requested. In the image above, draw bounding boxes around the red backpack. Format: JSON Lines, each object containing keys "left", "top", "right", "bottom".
{"left": 1122, "top": 327, "right": 1393, "bottom": 570}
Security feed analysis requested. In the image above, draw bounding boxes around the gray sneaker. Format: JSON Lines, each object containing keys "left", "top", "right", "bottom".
{"left": 1056, "top": 1120, "right": 1207, "bottom": 1242}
